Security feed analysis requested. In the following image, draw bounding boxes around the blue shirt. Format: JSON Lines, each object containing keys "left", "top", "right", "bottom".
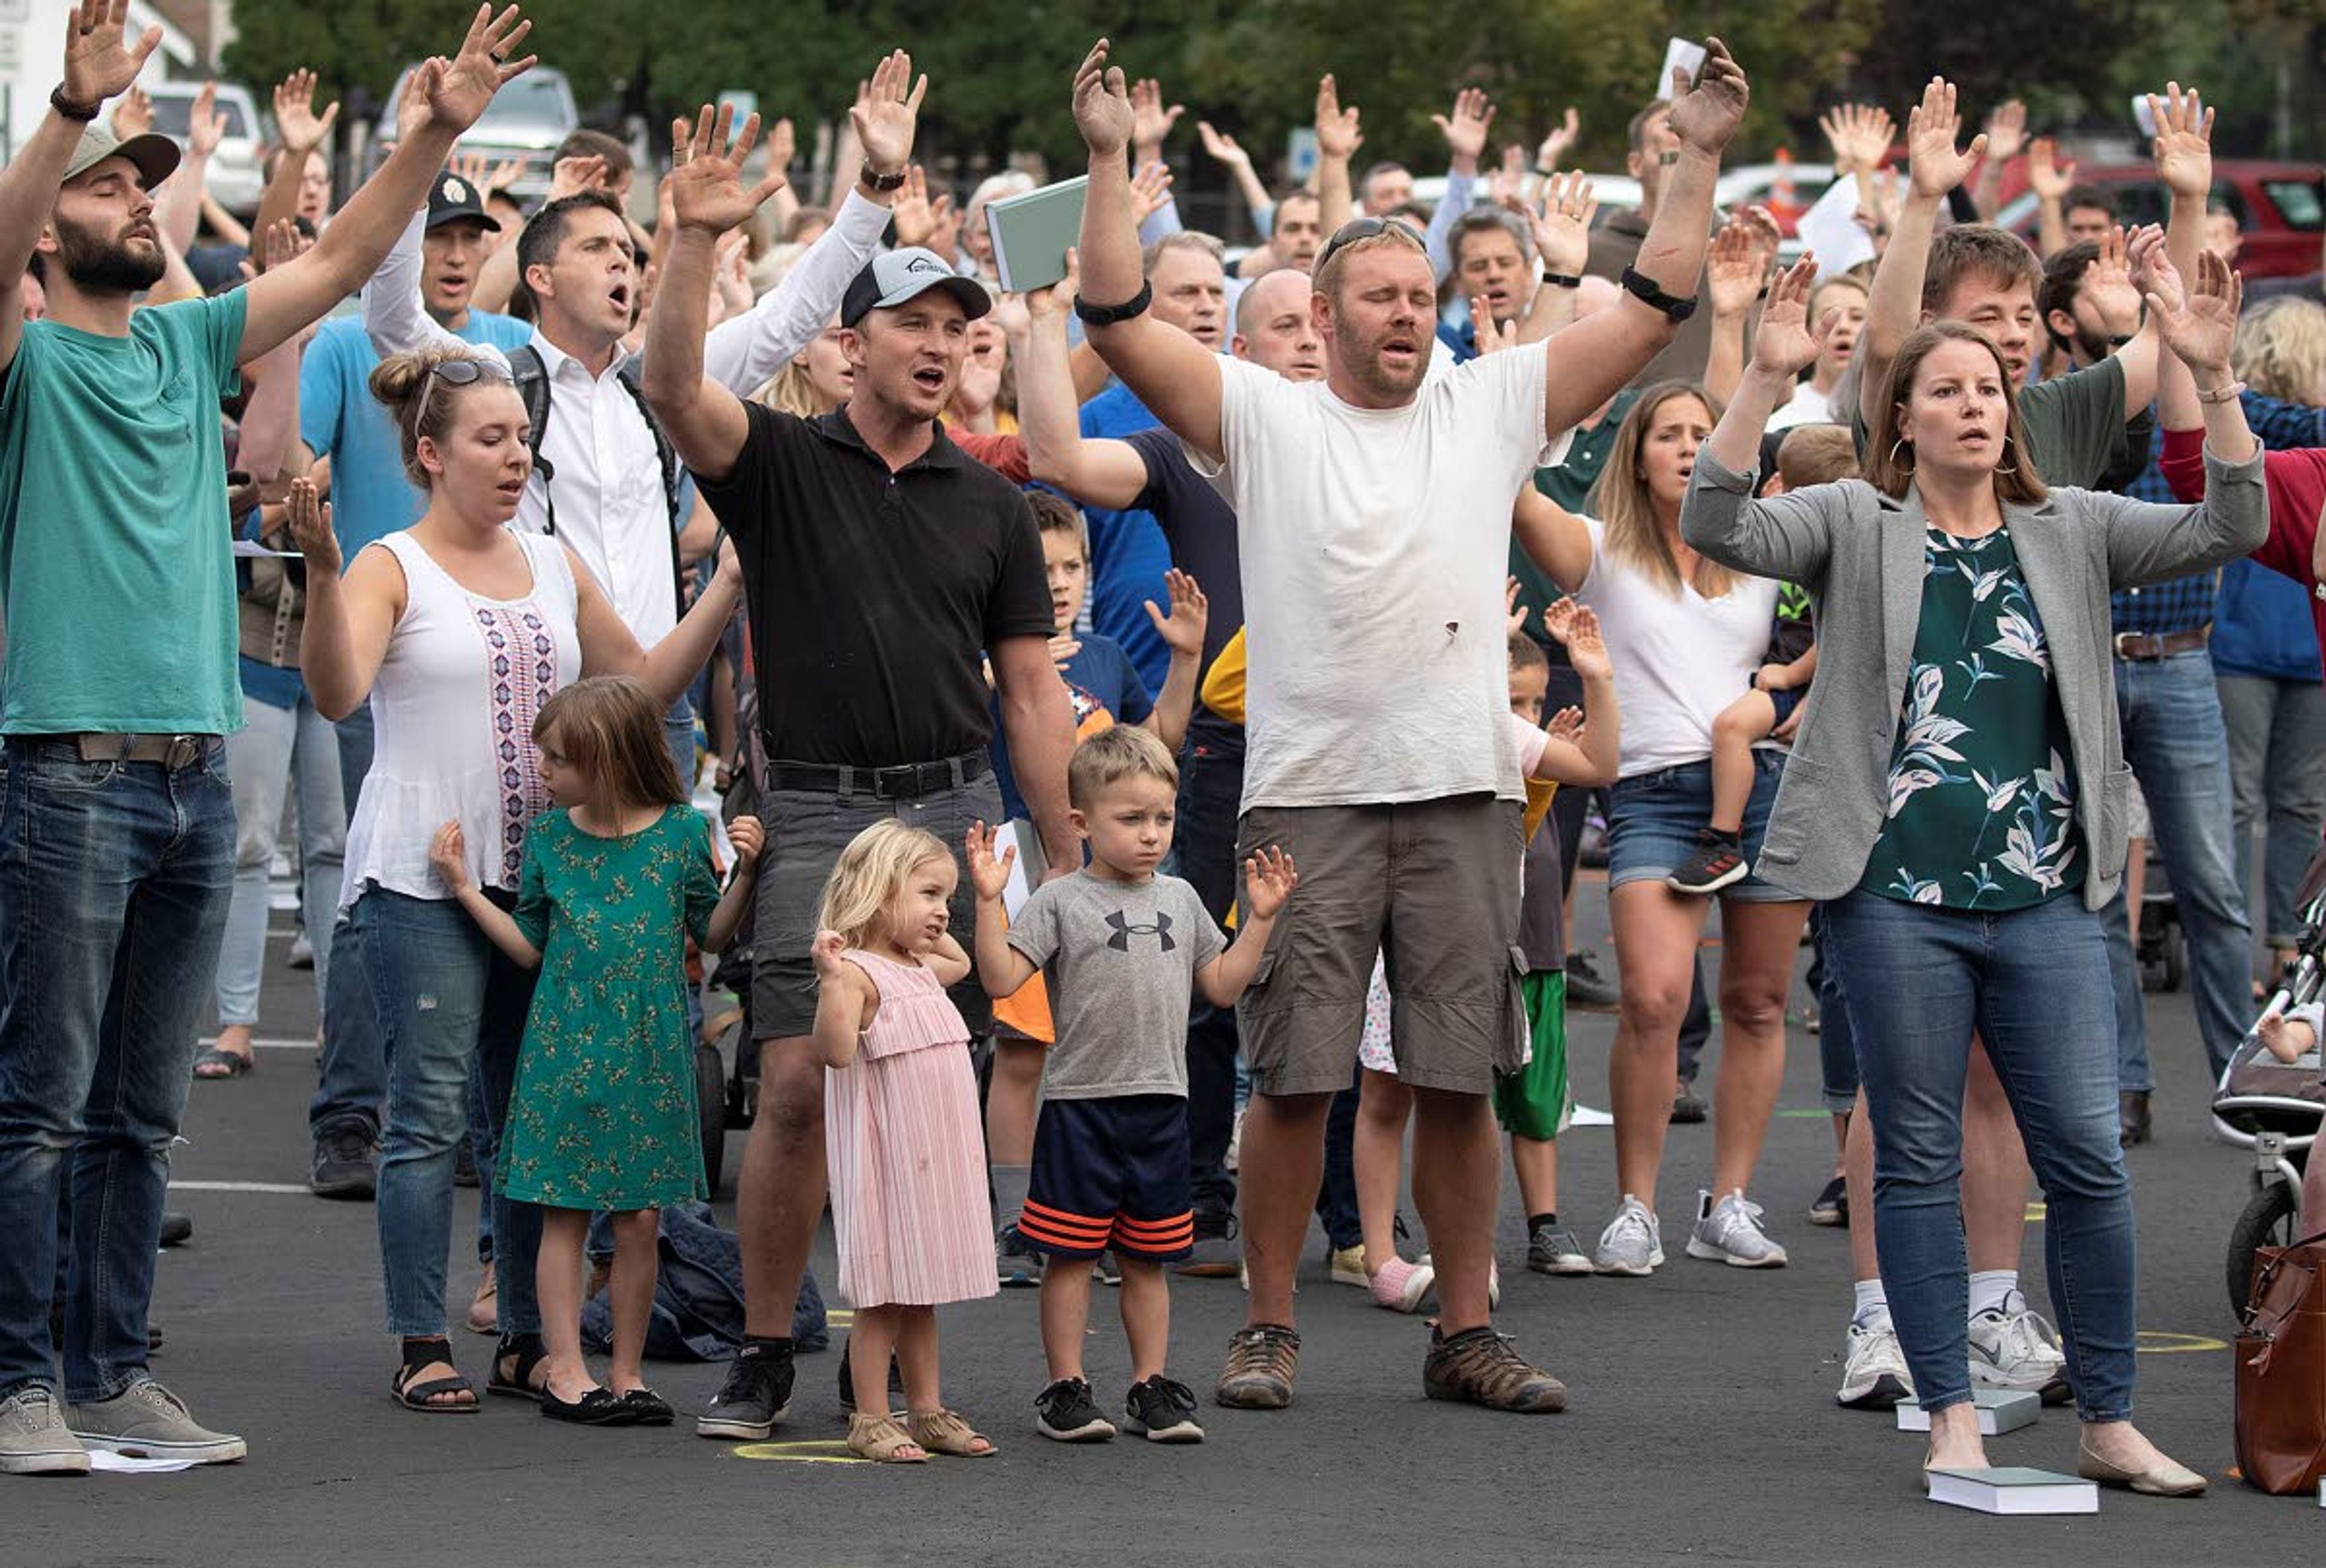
{"left": 1078, "top": 383, "right": 1175, "bottom": 692}
{"left": 987, "top": 633, "right": 1151, "bottom": 820}
{"left": 300, "top": 310, "right": 534, "bottom": 557}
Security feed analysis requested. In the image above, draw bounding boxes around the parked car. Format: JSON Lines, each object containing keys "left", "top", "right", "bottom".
{"left": 144, "top": 80, "right": 266, "bottom": 214}
{"left": 1990, "top": 159, "right": 2323, "bottom": 278}
{"left": 1716, "top": 160, "right": 1839, "bottom": 236}
{"left": 1412, "top": 170, "right": 1645, "bottom": 216}
{"left": 371, "top": 63, "right": 579, "bottom": 200}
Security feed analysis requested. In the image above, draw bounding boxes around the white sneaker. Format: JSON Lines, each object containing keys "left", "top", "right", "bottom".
{"left": 1685, "top": 1188, "right": 1789, "bottom": 1268}
{"left": 1836, "top": 1312, "right": 1915, "bottom": 1409}
{"left": 1968, "top": 1290, "right": 2070, "bottom": 1403}
{"left": 1592, "top": 1196, "right": 1664, "bottom": 1275}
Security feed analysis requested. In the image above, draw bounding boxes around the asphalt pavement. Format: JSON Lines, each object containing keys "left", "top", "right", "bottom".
{"left": 14, "top": 876, "right": 2324, "bottom": 1567}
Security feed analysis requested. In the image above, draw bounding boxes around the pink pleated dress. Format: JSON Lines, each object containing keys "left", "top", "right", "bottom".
{"left": 824, "top": 950, "right": 999, "bottom": 1309}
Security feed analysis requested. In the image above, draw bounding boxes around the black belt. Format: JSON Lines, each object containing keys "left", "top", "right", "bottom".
{"left": 49, "top": 732, "right": 224, "bottom": 769}
{"left": 763, "top": 751, "right": 989, "bottom": 801}
{"left": 2112, "top": 626, "right": 2210, "bottom": 661}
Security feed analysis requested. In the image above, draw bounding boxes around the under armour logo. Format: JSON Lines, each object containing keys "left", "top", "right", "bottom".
{"left": 1105, "top": 910, "right": 1175, "bottom": 952}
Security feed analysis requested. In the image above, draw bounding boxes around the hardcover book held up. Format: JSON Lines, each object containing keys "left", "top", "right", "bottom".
{"left": 1926, "top": 1466, "right": 2097, "bottom": 1515}
{"left": 1895, "top": 1389, "right": 2040, "bottom": 1436}
{"left": 987, "top": 176, "right": 1090, "bottom": 296}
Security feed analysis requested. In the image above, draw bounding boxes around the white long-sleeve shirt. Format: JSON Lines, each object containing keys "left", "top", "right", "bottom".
{"left": 360, "top": 190, "right": 892, "bottom": 641}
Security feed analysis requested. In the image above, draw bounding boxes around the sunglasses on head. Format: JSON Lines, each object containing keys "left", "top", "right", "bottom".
{"left": 1313, "top": 216, "right": 1427, "bottom": 277}
{"left": 416, "top": 356, "right": 515, "bottom": 428}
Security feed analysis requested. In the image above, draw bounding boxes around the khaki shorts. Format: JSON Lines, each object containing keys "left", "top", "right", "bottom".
{"left": 1235, "top": 794, "right": 1525, "bottom": 1097}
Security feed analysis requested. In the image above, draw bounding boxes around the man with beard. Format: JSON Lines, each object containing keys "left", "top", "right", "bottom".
{"left": 642, "top": 105, "right": 1078, "bottom": 1440}
{"left": 0, "top": 1, "right": 538, "bottom": 1476}
{"left": 1067, "top": 35, "right": 1745, "bottom": 1413}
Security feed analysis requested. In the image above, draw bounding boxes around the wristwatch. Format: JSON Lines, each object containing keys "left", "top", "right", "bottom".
{"left": 858, "top": 163, "right": 906, "bottom": 194}
{"left": 51, "top": 86, "right": 101, "bottom": 122}
{"left": 1619, "top": 265, "right": 1697, "bottom": 323}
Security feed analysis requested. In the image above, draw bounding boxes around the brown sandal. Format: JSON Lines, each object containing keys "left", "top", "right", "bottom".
{"left": 906, "top": 1407, "right": 996, "bottom": 1457}
{"left": 846, "top": 1411, "right": 927, "bottom": 1463}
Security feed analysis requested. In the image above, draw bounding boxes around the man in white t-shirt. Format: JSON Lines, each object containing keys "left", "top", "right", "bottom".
{"left": 1067, "top": 36, "right": 1751, "bottom": 1414}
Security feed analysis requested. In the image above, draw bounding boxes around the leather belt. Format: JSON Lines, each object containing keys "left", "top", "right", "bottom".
{"left": 2112, "top": 626, "right": 2210, "bottom": 661}
{"left": 763, "top": 751, "right": 989, "bottom": 801}
{"left": 64, "top": 732, "right": 222, "bottom": 768}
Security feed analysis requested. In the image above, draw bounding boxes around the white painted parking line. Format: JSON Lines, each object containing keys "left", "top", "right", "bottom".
{"left": 168, "top": 1180, "right": 313, "bottom": 1194}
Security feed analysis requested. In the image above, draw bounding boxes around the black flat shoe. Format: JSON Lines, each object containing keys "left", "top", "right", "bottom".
{"left": 619, "top": 1387, "right": 674, "bottom": 1426}
{"left": 539, "top": 1386, "right": 638, "bottom": 1426}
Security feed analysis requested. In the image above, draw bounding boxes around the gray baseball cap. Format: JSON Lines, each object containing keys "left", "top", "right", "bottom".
{"left": 840, "top": 247, "right": 992, "bottom": 327}
{"left": 62, "top": 120, "right": 181, "bottom": 190}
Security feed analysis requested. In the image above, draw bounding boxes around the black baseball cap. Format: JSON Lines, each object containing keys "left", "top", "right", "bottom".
{"left": 426, "top": 170, "right": 502, "bottom": 234}
{"left": 840, "top": 248, "right": 991, "bottom": 328}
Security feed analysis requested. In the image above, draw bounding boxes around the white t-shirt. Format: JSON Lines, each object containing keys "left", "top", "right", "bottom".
{"left": 1765, "top": 379, "right": 1838, "bottom": 432}
{"left": 1194, "top": 350, "right": 1560, "bottom": 810}
{"left": 1575, "top": 515, "right": 1779, "bottom": 779}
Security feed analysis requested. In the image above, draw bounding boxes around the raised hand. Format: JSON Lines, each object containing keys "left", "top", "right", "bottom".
{"left": 1855, "top": 165, "right": 1903, "bottom": 242}
{"left": 1241, "top": 845, "right": 1297, "bottom": 921}
{"left": 2083, "top": 223, "right": 2149, "bottom": 335}
{"left": 889, "top": 165, "right": 947, "bottom": 248}
{"left": 1749, "top": 255, "right": 1829, "bottom": 379}
{"left": 1541, "top": 597, "right": 1577, "bottom": 645}
{"left": 1071, "top": 39, "right": 1135, "bottom": 158}
{"left": 2148, "top": 246, "right": 2241, "bottom": 377}
{"left": 727, "top": 815, "right": 764, "bottom": 867}
{"left": 669, "top": 101, "right": 787, "bottom": 236}
{"left": 62, "top": 0, "right": 162, "bottom": 110}
{"left": 1904, "top": 77, "right": 1985, "bottom": 200}
{"left": 274, "top": 67, "right": 343, "bottom": 155}
{"left": 1554, "top": 604, "right": 1611, "bottom": 681}
{"left": 1513, "top": 170, "right": 1596, "bottom": 277}
{"left": 549, "top": 151, "right": 608, "bottom": 201}
{"left": 1817, "top": 103, "right": 1894, "bottom": 176}
{"left": 810, "top": 929, "right": 849, "bottom": 979}
{"left": 1021, "top": 248, "right": 1081, "bottom": 320}
{"left": 963, "top": 822, "right": 1017, "bottom": 902}
{"left": 2147, "top": 82, "right": 2214, "bottom": 200}
{"left": 109, "top": 83, "right": 151, "bottom": 140}
{"left": 1144, "top": 569, "right": 1208, "bottom": 658}
{"left": 1707, "top": 220, "right": 1765, "bottom": 318}
{"left": 1668, "top": 36, "right": 1749, "bottom": 157}
{"left": 1486, "top": 143, "right": 1528, "bottom": 208}
{"left": 425, "top": 5, "right": 536, "bottom": 139}
{"left": 1432, "top": 86, "right": 1496, "bottom": 170}
{"left": 257, "top": 215, "right": 312, "bottom": 274}
{"left": 1504, "top": 576, "right": 1526, "bottom": 636}
{"left": 484, "top": 154, "right": 526, "bottom": 194}
{"left": 1129, "top": 159, "right": 1175, "bottom": 224}
{"left": 1545, "top": 706, "right": 1586, "bottom": 746}
{"left": 1198, "top": 120, "right": 1251, "bottom": 171}
{"left": 1471, "top": 294, "right": 1517, "bottom": 355}
{"left": 1130, "top": 77, "right": 1182, "bottom": 156}
{"left": 186, "top": 81, "right": 227, "bottom": 159}
{"left": 764, "top": 116, "right": 796, "bottom": 183}
{"left": 1314, "top": 74, "right": 1362, "bottom": 161}
{"left": 429, "top": 821, "right": 472, "bottom": 892}
{"left": 1983, "top": 99, "right": 2029, "bottom": 164}
{"left": 1046, "top": 630, "right": 1082, "bottom": 672}
{"left": 285, "top": 475, "right": 340, "bottom": 574}
{"left": 1536, "top": 106, "right": 1581, "bottom": 172}
{"left": 2027, "top": 136, "right": 2076, "bottom": 200}
{"left": 394, "top": 60, "right": 437, "bottom": 148}
{"left": 852, "top": 48, "right": 926, "bottom": 174}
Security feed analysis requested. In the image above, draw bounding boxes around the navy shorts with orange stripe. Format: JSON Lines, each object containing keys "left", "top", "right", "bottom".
{"left": 1018, "top": 1094, "right": 1194, "bottom": 1262}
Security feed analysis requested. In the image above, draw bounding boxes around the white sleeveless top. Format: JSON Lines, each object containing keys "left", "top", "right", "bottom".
{"left": 339, "top": 528, "right": 583, "bottom": 909}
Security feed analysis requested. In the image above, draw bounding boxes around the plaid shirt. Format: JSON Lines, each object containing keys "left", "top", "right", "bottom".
{"left": 2110, "top": 390, "right": 2326, "bottom": 636}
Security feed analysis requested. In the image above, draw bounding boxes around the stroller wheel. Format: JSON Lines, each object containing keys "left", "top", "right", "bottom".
{"left": 2226, "top": 1180, "right": 2300, "bottom": 1320}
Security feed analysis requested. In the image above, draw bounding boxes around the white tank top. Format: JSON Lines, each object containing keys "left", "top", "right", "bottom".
{"left": 339, "top": 528, "right": 583, "bottom": 908}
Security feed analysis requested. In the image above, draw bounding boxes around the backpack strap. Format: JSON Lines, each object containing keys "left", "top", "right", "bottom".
{"left": 507, "top": 343, "right": 558, "bottom": 536}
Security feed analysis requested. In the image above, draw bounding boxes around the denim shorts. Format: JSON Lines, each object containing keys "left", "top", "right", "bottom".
{"left": 1606, "top": 751, "right": 1797, "bottom": 902}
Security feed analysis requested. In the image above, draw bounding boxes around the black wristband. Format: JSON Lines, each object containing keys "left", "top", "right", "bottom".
{"left": 51, "top": 86, "right": 101, "bottom": 123}
{"left": 1619, "top": 265, "right": 1697, "bottom": 323}
{"left": 1073, "top": 280, "right": 1153, "bottom": 327}
{"left": 1543, "top": 272, "right": 1582, "bottom": 289}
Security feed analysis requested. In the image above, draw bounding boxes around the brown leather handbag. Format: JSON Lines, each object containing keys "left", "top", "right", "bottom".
{"left": 2235, "top": 1227, "right": 2326, "bottom": 1494}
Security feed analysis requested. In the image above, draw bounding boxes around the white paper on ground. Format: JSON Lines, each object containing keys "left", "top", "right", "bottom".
{"left": 1656, "top": 39, "right": 1707, "bottom": 101}
{"left": 87, "top": 1450, "right": 199, "bottom": 1474}
{"left": 1569, "top": 1105, "right": 1614, "bottom": 1127}
{"left": 1795, "top": 173, "right": 1877, "bottom": 283}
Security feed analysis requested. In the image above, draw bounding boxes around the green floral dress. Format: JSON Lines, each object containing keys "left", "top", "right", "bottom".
{"left": 1858, "top": 527, "right": 2084, "bottom": 910}
{"left": 495, "top": 804, "right": 721, "bottom": 1210}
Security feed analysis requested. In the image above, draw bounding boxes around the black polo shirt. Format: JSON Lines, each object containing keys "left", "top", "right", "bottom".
{"left": 701, "top": 403, "right": 1053, "bottom": 767}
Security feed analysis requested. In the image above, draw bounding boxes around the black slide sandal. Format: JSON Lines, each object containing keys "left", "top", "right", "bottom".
{"left": 391, "top": 1338, "right": 479, "bottom": 1414}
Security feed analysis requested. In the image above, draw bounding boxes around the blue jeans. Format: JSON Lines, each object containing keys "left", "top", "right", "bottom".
{"left": 313, "top": 705, "right": 384, "bottom": 1139}
{"left": 352, "top": 887, "right": 540, "bottom": 1338}
{"left": 216, "top": 690, "right": 343, "bottom": 1027}
{"left": 0, "top": 739, "right": 234, "bottom": 1399}
{"left": 1822, "top": 890, "right": 2135, "bottom": 1422}
{"left": 2104, "top": 650, "right": 2252, "bottom": 1090}
{"left": 1808, "top": 905, "right": 1858, "bottom": 1114}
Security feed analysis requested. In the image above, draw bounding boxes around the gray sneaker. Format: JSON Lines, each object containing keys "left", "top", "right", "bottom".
{"left": 1684, "top": 1188, "right": 1789, "bottom": 1268}
{"left": 996, "top": 1226, "right": 1045, "bottom": 1288}
{"left": 1592, "top": 1196, "right": 1664, "bottom": 1276}
{"left": 1526, "top": 1222, "right": 1594, "bottom": 1276}
{"left": 67, "top": 1378, "right": 245, "bottom": 1466}
{"left": 0, "top": 1386, "right": 88, "bottom": 1476}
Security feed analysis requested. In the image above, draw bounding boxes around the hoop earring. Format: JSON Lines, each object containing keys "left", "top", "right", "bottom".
{"left": 1993, "top": 432, "right": 2020, "bottom": 477}
{"left": 1888, "top": 438, "right": 1915, "bottom": 476}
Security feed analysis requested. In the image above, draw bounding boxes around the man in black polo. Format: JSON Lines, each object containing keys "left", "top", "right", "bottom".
{"left": 642, "top": 105, "right": 1078, "bottom": 1439}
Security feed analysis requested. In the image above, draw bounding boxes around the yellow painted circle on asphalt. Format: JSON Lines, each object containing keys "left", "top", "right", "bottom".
{"left": 2136, "top": 1330, "right": 2228, "bottom": 1354}
{"left": 732, "top": 1439, "right": 866, "bottom": 1464}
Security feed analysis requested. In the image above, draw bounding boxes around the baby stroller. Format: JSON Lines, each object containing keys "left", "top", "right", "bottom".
{"left": 2212, "top": 838, "right": 2326, "bottom": 1318}
{"left": 692, "top": 699, "right": 771, "bottom": 1197}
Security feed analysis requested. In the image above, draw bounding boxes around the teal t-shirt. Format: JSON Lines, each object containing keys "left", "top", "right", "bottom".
{"left": 0, "top": 290, "right": 248, "bottom": 735}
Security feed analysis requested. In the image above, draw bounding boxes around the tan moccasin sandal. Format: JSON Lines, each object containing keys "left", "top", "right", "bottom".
{"left": 906, "top": 1408, "right": 996, "bottom": 1457}
{"left": 846, "top": 1411, "right": 927, "bottom": 1463}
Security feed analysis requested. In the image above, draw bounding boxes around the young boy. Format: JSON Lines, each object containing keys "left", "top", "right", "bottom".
{"left": 987, "top": 492, "right": 1207, "bottom": 1288}
{"left": 967, "top": 727, "right": 1294, "bottom": 1445}
{"left": 1668, "top": 424, "right": 1857, "bottom": 895}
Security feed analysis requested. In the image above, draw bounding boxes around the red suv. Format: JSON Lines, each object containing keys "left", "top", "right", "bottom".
{"left": 1990, "top": 159, "right": 2322, "bottom": 277}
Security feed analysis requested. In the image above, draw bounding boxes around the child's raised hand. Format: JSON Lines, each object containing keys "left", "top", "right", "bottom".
{"left": 1546, "top": 601, "right": 1610, "bottom": 680}
{"left": 428, "top": 820, "right": 472, "bottom": 893}
{"left": 1242, "top": 844, "right": 1297, "bottom": 921}
{"left": 1545, "top": 704, "right": 1585, "bottom": 746}
{"left": 810, "top": 929, "right": 848, "bottom": 980}
{"left": 727, "top": 814, "right": 764, "bottom": 867}
{"left": 963, "top": 820, "right": 1016, "bottom": 902}
{"left": 1144, "top": 569, "right": 1209, "bottom": 659}
{"left": 1505, "top": 576, "right": 1527, "bottom": 637}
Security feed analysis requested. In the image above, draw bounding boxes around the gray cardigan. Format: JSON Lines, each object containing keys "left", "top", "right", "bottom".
{"left": 1680, "top": 446, "right": 2269, "bottom": 910}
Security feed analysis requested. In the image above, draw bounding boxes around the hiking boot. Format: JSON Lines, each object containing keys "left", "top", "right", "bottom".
{"left": 1685, "top": 1188, "right": 1789, "bottom": 1268}
{"left": 1423, "top": 1326, "right": 1568, "bottom": 1412}
{"left": 1666, "top": 830, "right": 1749, "bottom": 895}
{"left": 1214, "top": 1324, "right": 1300, "bottom": 1410}
{"left": 309, "top": 1126, "right": 378, "bottom": 1201}
{"left": 0, "top": 1386, "right": 88, "bottom": 1476}
{"left": 68, "top": 1378, "right": 245, "bottom": 1465}
{"left": 1178, "top": 1210, "right": 1241, "bottom": 1279}
{"left": 1123, "top": 1375, "right": 1204, "bottom": 1443}
{"left": 1035, "top": 1377, "right": 1115, "bottom": 1442}
{"left": 1525, "top": 1221, "right": 1593, "bottom": 1276}
{"left": 695, "top": 1341, "right": 793, "bottom": 1440}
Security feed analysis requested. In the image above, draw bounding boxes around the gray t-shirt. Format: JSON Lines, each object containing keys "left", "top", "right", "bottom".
{"left": 1007, "top": 868, "right": 1226, "bottom": 1100}
{"left": 1843, "top": 352, "right": 2129, "bottom": 489}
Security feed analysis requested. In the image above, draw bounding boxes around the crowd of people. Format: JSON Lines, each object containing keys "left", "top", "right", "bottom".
{"left": 2, "top": 0, "right": 2324, "bottom": 1489}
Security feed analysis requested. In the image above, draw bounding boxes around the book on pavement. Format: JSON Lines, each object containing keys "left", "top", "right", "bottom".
{"left": 1895, "top": 1389, "right": 2039, "bottom": 1436}
{"left": 1926, "top": 1466, "right": 2096, "bottom": 1515}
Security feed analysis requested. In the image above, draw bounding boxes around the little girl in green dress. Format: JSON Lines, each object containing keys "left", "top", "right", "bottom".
{"left": 430, "top": 676, "right": 762, "bottom": 1427}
